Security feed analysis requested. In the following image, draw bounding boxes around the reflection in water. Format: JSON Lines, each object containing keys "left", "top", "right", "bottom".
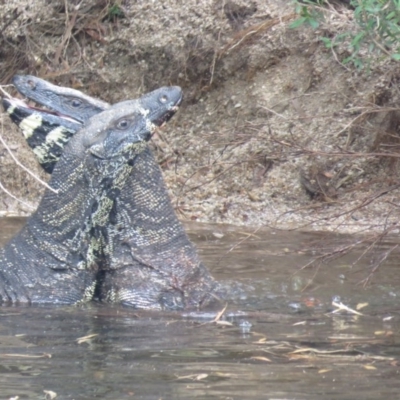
{"left": 0, "top": 218, "right": 400, "bottom": 399}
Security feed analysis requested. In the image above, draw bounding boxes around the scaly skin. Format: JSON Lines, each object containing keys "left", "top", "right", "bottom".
{"left": 98, "top": 144, "right": 221, "bottom": 310}
{"left": 4, "top": 76, "right": 222, "bottom": 310}
{"left": 12, "top": 75, "right": 110, "bottom": 122}
{"left": 0, "top": 86, "right": 182, "bottom": 304}
{"left": 3, "top": 97, "right": 81, "bottom": 173}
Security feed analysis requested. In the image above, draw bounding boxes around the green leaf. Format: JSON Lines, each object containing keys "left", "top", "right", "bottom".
{"left": 309, "top": 18, "right": 320, "bottom": 29}
{"left": 351, "top": 32, "right": 365, "bottom": 46}
{"left": 320, "top": 37, "right": 333, "bottom": 48}
{"left": 289, "top": 17, "right": 307, "bottom": 29}
{"left": 342, "top": 56, "right": 352, "bottom": 64}
{"left": 386, "top": 11, "right": 396, "bottom": 20}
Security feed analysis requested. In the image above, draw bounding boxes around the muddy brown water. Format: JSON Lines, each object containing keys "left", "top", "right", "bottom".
{"left": 0, "top": 217, "right": 400, "bottom": 399}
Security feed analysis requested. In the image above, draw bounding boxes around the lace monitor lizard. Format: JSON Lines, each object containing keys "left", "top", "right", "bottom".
{"left": 0, "top": 85, "right": 186, "bottom": 305}
{"left": 2, "top": 76, "right": 222, "bottom": 309}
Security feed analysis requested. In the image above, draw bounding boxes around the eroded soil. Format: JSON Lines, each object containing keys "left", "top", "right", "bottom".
{"left": 1, "top": 0, "right": 400, "bottom": 234}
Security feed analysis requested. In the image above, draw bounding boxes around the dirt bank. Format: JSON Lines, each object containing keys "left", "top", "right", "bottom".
{"left": 1, "top": 0, "right": 400, "bottom": 234}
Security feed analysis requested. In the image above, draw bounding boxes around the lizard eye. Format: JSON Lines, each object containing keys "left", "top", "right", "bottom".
{"left": 116, "top": 119, "right": 129, "bottom": 130}
{"left": 71, "top": 99, "right": 82, "bottom": 107}
{"left": 159, "top": 94, "right": 168, "bottom": 103}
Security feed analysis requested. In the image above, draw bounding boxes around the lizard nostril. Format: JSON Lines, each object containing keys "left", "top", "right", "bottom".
{"left": 71, "top": 99, "right": 82, "bottom": 108}
{"left": 27, "top": 79, "right": 36, "bottom": 90}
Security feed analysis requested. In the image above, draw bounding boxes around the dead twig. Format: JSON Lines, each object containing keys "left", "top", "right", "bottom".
{"left": 331, "top": 301, "right": 363, "bottom": 316}
{"left": 0, "top": 133, "right": 58, "bottom": 194}
{"left": 218, "top": 14, "right": 296, "bottom": 58}
{"left": 0, "top": 180, "right": 34, "bottom": 210}
{"left": 359, "top": 244, "right": 400, "bottom": 288}
{"left": 53, "top": 7, "right": 80, "bottom": 64}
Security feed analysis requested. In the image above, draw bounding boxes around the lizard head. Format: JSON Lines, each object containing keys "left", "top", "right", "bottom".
{"left": 11, "top": 75, "right": 109, "bottom": 123}
{"left": 138, "top": 85, "right": 183, "bottom": 127}
{"left": 81, "top": 86, "right": 182, "bottom": 160}
{"left": 3, "top": 76, "right": 182, "bottom": 172}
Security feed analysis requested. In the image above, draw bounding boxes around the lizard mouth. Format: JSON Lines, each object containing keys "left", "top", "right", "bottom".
{"left": 155, "top": 106, "right": 180, "bottom": 127}
{"left": 3, "top": 91, "right": 183, "bottom": 128}
{"left": 3, "top": 83, "right": 183, "bottom": 138}
{"left": 154, "top": 94, "right": 183, "bottom": 127}
{"left": 2, "top": 96, "right": 82, "bottom": 125}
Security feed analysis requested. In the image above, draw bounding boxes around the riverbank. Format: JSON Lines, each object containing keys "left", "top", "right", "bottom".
{"left": 1, "top": 0, "right": 400, "bottom": 234}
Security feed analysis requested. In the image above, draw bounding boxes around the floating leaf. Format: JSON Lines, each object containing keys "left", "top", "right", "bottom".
{"left": 76, "top": 333, "right": 98, "bottom": 344}
{"left": 44, "top": 390, "right": 57, "bottom": 400}
{"left": 318, "top": 369, "right": 331, "bottom": 374}
{"left": 216, "top": 320, "right": 233, "bottom": 326}
{"left": 356, "top": 302, "right": 368, "bottom": 310}
{"left": 250, "top": 356, "right": 272, "bottom": 362}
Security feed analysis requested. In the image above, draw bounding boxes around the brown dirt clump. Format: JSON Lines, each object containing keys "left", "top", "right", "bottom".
{"left": 1, "top": 0, "right": 400, "bottom": 234}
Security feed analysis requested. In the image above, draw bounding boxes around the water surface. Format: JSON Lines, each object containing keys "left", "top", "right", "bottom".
{"left": 1, "top": 218, "right": 400, "bottom": 399}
